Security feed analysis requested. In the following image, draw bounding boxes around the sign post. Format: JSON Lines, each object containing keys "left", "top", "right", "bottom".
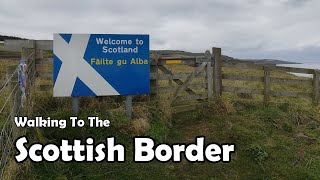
{"left": 126, "top": 95, "right": 133, "bottom": 119}
{"left": 72, "top": 97, "right": 80, "bottom": 115}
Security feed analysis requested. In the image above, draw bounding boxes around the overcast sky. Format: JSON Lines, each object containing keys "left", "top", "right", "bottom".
{"left": 1, "top": 0, "right": 319, "bottom": 63}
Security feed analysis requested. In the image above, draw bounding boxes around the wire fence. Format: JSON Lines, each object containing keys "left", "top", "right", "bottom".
{"left": 0, "top": 49, "right": 35, "bottom": 178}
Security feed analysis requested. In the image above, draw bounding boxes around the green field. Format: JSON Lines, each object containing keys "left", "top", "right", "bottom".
{"left": 0, "top": 43, "right": 4, "bottom": 52}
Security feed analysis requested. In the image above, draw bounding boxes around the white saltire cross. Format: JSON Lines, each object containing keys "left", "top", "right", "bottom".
{"left": 53, "top": 34, "right": 119, "bottom": 97}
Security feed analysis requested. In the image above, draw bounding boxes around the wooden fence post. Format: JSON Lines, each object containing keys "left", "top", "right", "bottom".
{"left": 150, "top": 53, "right": 159, "bottom": 96}
{"left": 205, "top": 50, "right": 213, "bottom": 99}
{"left": 168, "top": 68, "right": 173, "bottom": 87}
{"left": 263, "top": 66, "right": 271, "bottom": 106}
{"left": 313, "top": 70, "right": 320, "bottom": 104}
{"left": 21, "top": 47, "right": 28, "bottom": 62}
{"left": 31, "top": 40, "right": 41, "bottom": 83}
{"left": 213, "top": 47, "right": 222, "bottom": 96}
{"left": 33, "top": 49, "right": 43, "bottom": 82}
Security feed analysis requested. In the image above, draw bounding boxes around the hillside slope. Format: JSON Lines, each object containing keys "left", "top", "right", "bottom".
{"left": 0, "top": 35, "right": 25, "bottom": 41}
{"left": 25, "top": 97, "right": 320, "bottom": 179}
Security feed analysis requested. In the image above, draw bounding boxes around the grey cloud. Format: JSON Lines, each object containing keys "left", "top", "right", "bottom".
{"left": 284, "top": 0, "right": 312, "bottom": 7}
{"left": 0, "top": 0, "right": 319, "bottom": 62}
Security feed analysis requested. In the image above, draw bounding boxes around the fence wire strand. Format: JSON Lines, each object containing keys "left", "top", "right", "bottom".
{"left": 0, "top": 88, "right": 22, "bottom": 177}
{"left": 0, "top": 66, "right": 19, "bottom": 94}
{"left": 0, "top": 82, "right": 19, "bottom": 114}
{"left": 0, "top": 50, "right": 35, "bottom": 178}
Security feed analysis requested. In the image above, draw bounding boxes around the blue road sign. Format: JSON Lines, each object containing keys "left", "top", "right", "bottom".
{"left": 53, "top": 34, "right": 150, "bottom": 97}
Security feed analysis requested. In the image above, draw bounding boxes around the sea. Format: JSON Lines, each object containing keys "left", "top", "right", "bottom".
{"left": 277, "top": 61, "right": 320, "bottom": 78}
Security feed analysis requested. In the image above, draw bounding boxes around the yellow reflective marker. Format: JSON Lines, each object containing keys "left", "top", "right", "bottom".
{"left": 165, "top": 60, "right": 182, "bottom": 65}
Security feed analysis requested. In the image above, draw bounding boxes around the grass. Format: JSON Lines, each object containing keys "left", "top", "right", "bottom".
{"left": 21, "top": 97, "right": 319, "bottom": 179}
{"left": 0, "top": 49, "right": 20, "bottom": 57}
{"left": 0, "top": 51, "right": 319, "bottom": 179}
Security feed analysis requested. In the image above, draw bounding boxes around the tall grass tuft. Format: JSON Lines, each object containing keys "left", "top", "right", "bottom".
{"left": 202, "top": 96, "right": 236, "bottom": 115}
{"left": 144, "top": 95, "right": 174, "bottom": 142}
